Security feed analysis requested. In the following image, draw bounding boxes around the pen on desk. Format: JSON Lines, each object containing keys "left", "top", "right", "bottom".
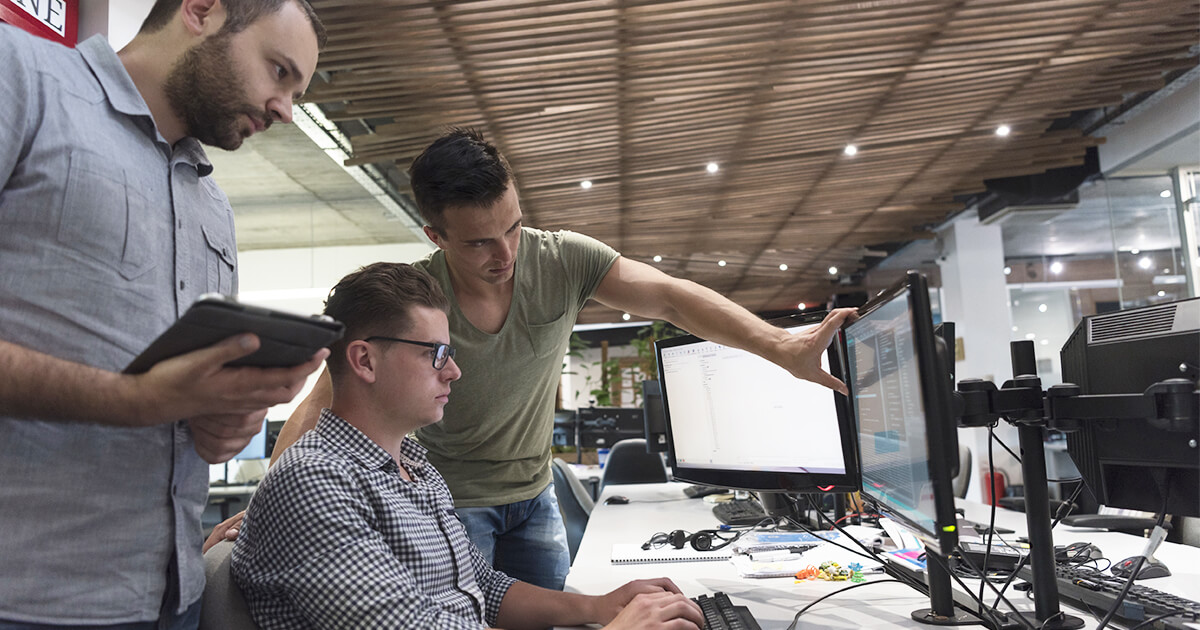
{"left": 749, "top": 548, "right": 810, "bottom": 562}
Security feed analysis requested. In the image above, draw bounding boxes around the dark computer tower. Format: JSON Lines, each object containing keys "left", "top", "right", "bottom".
{"left": 1059, "top": 297, "right": 1199, "bottom": 516}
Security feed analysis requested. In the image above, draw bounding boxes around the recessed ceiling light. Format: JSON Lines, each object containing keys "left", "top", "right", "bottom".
{"left": 843, "top": 145, "right": 858, "bottom": 156}
{"left": 779, "top": 263, "right": 788, "bottom": 271}
{"left": 706, "top": 162, "right": 719, "bottom": 174}
{"left": 652, "top": 255, "right": 662, "bottom": 263}
{"left": 798, "top": 302, "right": 806, "bottom": 310}
{"left": 580, "top": 180, "right": 592, "bottom": 190}
{"left": 1038, "top": 303, "right": 1048, "bottom": 313}
{"left": 1040, "top": 339, "right": 1049, "bottom": 345}
{"left": 1011, "top": 326, "right": 1018, "bottom": 332}
{"left": 1003, "top": 266, "right": 1012, "bottom": 275}
{"left": 1138, "top": 257, "right": 1152, "bottom": 269}
{"left": 828, "top": 266, "right": 838, "bottom": 275}
{"left": 622, "top": 313, "right": 631, "bottom": 321}
{"left": 717, "top": 260, "right": 727, "bottom": 267}
{"left": 1130, "top": 248, "right": 1140, "bottom": 255}
{"left": 996, "top": 124, "right": 1011, "bottom": 137}
{"left": 1049, "top": 261, "right": 1063, "bottom": 274}
{"left": 1163, "top": 268, "right": 1171, "bottom": 274}
{"left": 1025, "top": 333, "right": 1036, "bottom": 340}
{"left": 1160, "top": 190, "right": 1172, "bottom": 198}
{"left": 1157, "top": 290, "right": 1166, "bottom": 297}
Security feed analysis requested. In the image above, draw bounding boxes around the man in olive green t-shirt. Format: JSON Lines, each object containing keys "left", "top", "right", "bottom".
{"left": 262, "top": 128, "right": 856, "bottom": 590}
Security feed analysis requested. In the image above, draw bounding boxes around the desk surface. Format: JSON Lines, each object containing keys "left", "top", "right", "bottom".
{"left": 561, "top": 483, "right": 1200, "bottom": 629}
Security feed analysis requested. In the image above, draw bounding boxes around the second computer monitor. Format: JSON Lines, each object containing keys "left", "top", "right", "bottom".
{"left": 845, "top": 271, "right": 959, "bottom": 556}
{"left": 655, "top": 312, "right": 860, "bottom": 494}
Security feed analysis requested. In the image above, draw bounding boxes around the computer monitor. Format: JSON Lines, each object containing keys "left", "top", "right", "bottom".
{"left": 654, "top": 311, "right": 859, "bottom": 494}
{"left": 1059, "top": 297, "right": 1199, "bottom": 517}
{"left": 845, "top": 271, "right": 960, "bottom": 556}
{"left": 232, "top": 419, "right": 268, "bottom": 460}
{"left": 577, "top": 407, "right": 644, "bottom": 449}
{"left": 640, "top": 380, "right": 671, "bottom": 455}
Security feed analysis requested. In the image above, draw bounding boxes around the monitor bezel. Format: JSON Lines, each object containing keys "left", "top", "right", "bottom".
{"left": 846, "top": 270, "right": 960, "bottom": 555}
{"left": 654, "top": 311, "right": 861, "bottom": 494}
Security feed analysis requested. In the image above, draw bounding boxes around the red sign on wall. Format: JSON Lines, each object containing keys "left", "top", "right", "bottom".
{"left": 0, "top": 0, "right": 78, "bottom": 47}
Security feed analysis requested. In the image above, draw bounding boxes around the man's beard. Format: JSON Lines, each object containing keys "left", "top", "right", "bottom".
{"left": 163, "top": 34, "right": 270, "bottom": 150}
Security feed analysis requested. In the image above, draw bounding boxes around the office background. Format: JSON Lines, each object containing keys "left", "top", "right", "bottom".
{"left": 52, "top": 0, "right": 1200, "bottom": 528}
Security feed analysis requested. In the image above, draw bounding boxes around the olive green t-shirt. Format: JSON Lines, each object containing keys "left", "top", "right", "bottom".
{"left": 413, "top": 228, "right": 618, "bottom": 507}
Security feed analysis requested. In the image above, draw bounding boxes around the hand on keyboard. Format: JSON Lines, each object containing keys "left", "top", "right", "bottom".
{"left": 594, "top": 577, "right": 705, "bottom": 629}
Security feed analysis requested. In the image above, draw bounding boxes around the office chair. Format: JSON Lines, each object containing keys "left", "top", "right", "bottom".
{"left": 952, "top": 444, "right": 972, "bottom": 499}
{"left": 199, "top": 541, "right": 258, "bottom": 630}
{"left": 599, "top": 438, "right": 669, "bottom": 491}
{"left": 550, "top": 458, "right": 595, "bottom": 563}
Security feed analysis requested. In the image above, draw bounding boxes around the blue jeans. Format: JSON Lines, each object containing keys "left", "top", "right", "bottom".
{"left": 0, "top": 600, "right": 200, "bottom": 630}
{"left": 456, "top": 484, "right": 571, "bottom": 590}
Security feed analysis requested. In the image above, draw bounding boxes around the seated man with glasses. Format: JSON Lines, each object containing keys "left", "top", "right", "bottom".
{"left": 230, "top": 262, "right": 703, "bottom": 629}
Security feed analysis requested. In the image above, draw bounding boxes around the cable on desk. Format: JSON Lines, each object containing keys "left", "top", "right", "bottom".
{"left": 1093, "top": 497, "right": 1168, "bottom": 630}
{"left": 1125, "top": 610, "right": 1188, "bottom": 630}
{"left": 782, "top": 579, "right": 904, "bottom": 630}
{"left": 988, "top": 480, "right": 1085, "bottom": 614}
{"left": 937, "top": 548, "right": 1038, "bottom": 630}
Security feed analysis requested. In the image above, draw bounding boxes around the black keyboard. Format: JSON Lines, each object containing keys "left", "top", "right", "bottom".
{"left": 693, "top": 592, "right": 763, "bottom": 630}
{"left": 712, "top": 499, "right": 768, "bottom": 526}
{"left": 1016, "top": 564, "right": 1200, "bottom": 629}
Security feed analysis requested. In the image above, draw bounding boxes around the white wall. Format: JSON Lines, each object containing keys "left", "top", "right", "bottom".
{"left": 78, "top": 0, "right": 151, "bottom": 48}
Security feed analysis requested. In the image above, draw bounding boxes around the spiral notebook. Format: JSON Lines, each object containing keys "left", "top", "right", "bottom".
{"left": 610, "top": 543, "right": 735, "bottom": 564}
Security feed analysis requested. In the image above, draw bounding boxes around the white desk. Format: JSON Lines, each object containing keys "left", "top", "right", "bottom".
{"left": 560, "top": 483, "right": 1200, "bottom": 629}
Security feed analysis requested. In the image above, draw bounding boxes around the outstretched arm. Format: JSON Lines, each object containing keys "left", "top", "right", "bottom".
{"left": 592, "top": 256, "right": 856, "bottom": 394}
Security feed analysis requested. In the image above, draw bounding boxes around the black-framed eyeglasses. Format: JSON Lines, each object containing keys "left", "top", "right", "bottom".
{"left": 363, "top": 337, "right": 456, "bottom": 370}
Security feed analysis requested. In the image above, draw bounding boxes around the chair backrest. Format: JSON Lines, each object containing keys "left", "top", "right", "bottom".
{"left": 551, "top": 457, "right": 594, "bottom": 563}
{"left": 199, "top": 541, "right": 258, "bottom": 630}
{"left": 599, "top": 438, "right": 669, "bottom": 491}
{"left": 952, "top": 444, "right": 972, "bottom": 499}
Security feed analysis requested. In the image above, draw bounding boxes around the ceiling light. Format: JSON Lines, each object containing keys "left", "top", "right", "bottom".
{"left": 843, "top": 145, "right": 858, "bottom": 157}
{"left": 580, "top": 180, "right": 592, "bottom": 190}
{"left": 1158, "top": 290, "right": 1166, "bottom": 297}
{"left": 1163, "top": 268, "right": 1171, "bottom": 274}
{"left": 1011, "top": 326, "right": 1018, "bottom": 332}
{"left": 779, "top": 263, "right": 789, "bottom": 271}
{"left": 1040, "top": 339, "right": 1049, "bottom": 346}
{"left": 798, "top": 302, "right": 806, "bottom": 310}
{"left": 1049, "top": 261, "right": 1063, "bottom": 274}
{"left": 706, "top": 162, "right": 719, "bottom": 174}
{"left": 1138, "top": 257, "right": 1153, "bottom": 269}
{"left": 1025, "top": 333, "right": 1036, "bottom": 340}
{"left": 622, "top": 313, "right": 631, "bottom": 321}
{"left": 828, "top": 266, "right": 838, "bottom": 275}
{"left": 1130, "top": 248, "right": 1141, "bottom": 255}
{"left": 1160, "top": 190, "right": 1172, "bottom": 198}
{"left": 1004, "top": 266, "right": 1012, "bottom": 275}
{"left": 717, "top": 260, "right": 727, "bottom": 267}
{"left": 996, "top": 124, "right": 1011, "bottom": 137}
{"left": 1038, "top": 303, "right": 1048, "bottom": 313}
{"left": 652, "top": 255, "right": 662, "bottom": 263}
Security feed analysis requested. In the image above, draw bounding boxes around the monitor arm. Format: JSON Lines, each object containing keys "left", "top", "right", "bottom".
{"left": 948, "top": 341, "right": 1198, "bottom": 630}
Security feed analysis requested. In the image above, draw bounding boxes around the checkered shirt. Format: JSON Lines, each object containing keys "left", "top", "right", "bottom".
{"left": 231, "top": 410, "right": 516, "bottom": 629}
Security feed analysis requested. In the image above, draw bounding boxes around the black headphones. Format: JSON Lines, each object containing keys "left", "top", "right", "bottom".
{"left": 642, "top": 529, "right": 741, "bottom": 552}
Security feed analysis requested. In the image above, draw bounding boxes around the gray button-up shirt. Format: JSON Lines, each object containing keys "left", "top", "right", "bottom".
{"left": 0, "top": 26, "right": 237, "bottom": 624}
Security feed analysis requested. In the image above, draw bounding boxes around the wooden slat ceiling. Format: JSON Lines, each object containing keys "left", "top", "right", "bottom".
{"left": 304, "top": 0, "right": 1199, "bottom": 324}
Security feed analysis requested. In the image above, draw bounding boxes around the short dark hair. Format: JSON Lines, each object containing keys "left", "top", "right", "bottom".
{"left": 140, "top": 0, "right": 328, "bottom": 49}
{"left": 322, "top": 263, "right": 449, "bottom": 380}
{"left": 408, "top": 127, "right": 514, "bottom": 234}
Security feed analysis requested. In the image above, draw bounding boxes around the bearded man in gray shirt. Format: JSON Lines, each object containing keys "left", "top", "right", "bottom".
{"left": 0, "top": 1, "right": 327, "bottom": 627}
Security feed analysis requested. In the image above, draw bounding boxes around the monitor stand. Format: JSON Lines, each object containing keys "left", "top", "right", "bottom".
{"left": 910, "top": 547, "right": 977, "bottom": 626}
